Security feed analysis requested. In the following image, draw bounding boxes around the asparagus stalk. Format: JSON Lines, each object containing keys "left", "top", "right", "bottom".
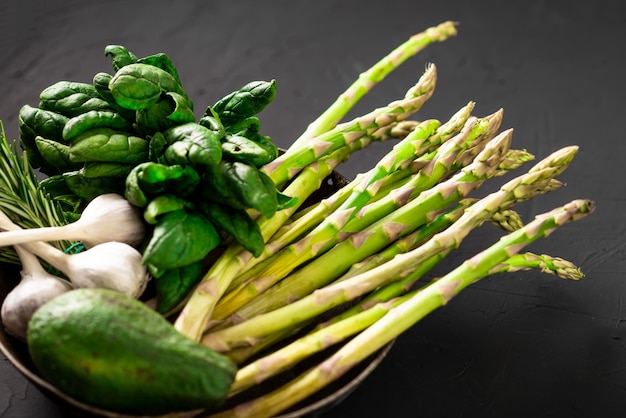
{"left": 226, "top": 292, "right": 412, "bottom": 397}
{"left": 201, "top": 129, "right": 514, "bottom": 349}
{"left": 495, "top": 252, "right": 584, "bottom": 280}
{"left": 338, "top": 200, "right": 473, "bottom": 282}
{"left": 261, "top": 64, "right": 438, "bottom": 186}
{"left": 290, "top": 21, "right": 458, "bottom": 149}
{"left": 211, "top": 115, "right": 503, "bottom": 321}
{"left": 209, "top": 199, "right": 594, "bottom": 418}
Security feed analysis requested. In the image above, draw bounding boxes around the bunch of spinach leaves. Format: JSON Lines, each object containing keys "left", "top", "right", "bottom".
{"left": 18, "top": 45, "right": 293, "bottom": 313}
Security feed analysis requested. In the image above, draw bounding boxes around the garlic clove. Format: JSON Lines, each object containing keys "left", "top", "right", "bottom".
{"left": 72, "top": 193, "right": 146, "bottom": 248}
{"left": 1, "top": 270, "right": 74, "bottom": 341}
{"left": 64, "top": 241, "right": 150, "bottom": 298}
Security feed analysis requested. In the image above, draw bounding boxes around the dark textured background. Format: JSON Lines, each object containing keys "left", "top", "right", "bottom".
{"left": 0, "top": 1, "right": 624, "bottom": 417}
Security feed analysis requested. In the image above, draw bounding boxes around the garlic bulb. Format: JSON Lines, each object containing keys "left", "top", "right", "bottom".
{"left": 1, "top": 245, "right": 73, "bottom": 340}
{"left": 0, "top": 193, "right": 145, "bottom": 249}
{"left": 22, "top": 240, "right": 150, "bottom": 299}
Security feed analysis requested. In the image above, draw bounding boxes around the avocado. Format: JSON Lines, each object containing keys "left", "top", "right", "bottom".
{"left": 27, "top": 288, "right": 237, "bottom": 415}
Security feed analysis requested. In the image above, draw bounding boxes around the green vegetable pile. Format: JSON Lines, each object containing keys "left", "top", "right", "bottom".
{"left": 18, "top": 46, "right": 295, "bottom": 313}
{"left": 0, "top": 21, "right": 596, "bottom": 418}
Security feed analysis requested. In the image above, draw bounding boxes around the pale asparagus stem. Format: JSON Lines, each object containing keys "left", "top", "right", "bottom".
{"left": 339, "top": 111, "right": 502, "bottom": 235}
{"left": 210, "top": 115, "right": 499, "bottom": 321}
{"left": 203, "top": 143, "right": 578, "bottom": 351}
{"left": 217, "top": 125, "right": 410, "bottom": 297}
{"left": 217, "top": 116, "right": 454, "bottom": 308}
{"left": 213, "top": 119, "right": 443, "bottom": 317}
{"left": 227, "top": 292, "right": 412, "bottom": 396}
{"left": 201, "top": 130, "right": 513, "bottom": 349}
{"left": 494, "top": 252, "right": 585, "bottom": 280}
{"left": 209, "top": 199, "right": 594, "bottom": 418}
{"left": 224, "top": 203, "right": 472, "bottom": 361}
{"left": 338, "top": 151, "right": 576, "bottom": 313}
{"left": 262, "top": 64, "right": 438, "bottom": 186}
{"left": 290, "top": 21, "right": 458, "bottom": 149}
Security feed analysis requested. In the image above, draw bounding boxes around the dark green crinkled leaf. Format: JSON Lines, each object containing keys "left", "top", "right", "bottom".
{"left": 39, "top": 81, "right": 112, "bottom": 117}
{"left": 197, "top": 175, "right": 247, "bottom": 211}
{"left": 79, "top": 161, "right": 134, "bottom": 179}
{"left": 124, "top": 162, "right": 200, "bottom": 207}
{"left": 152, "top": 260, "right": 205, "bottom": 314}
{"left": 198, "top": 109, "right": 225, "bottom": 138}
{"left": 219, "top": 160, "right": 277, "bottom": 218}
{"left": 200, "top": 202, "right": 264, "bottom": 257}
{"left": 136, "top": 97, "right": 177, "bottom": 133}
{"left": 221, "top": 134, "right": 274, "bottom": 167}
{"left": 136, "top": 93, "right": 195, "bottom": 133}
{"left": 62, "top": 110, "right": 133, "bottom": 141}
{"left": 69, "top": 128, "right": 149, "bottom": 164}
{"left": 143, "top": 195, "right": 192, "bottom": 225}
{"left": 18, "top": 104, "right": 69, "bottom": 144}
{"left": 137, "top": 52, "right": 184, "bottom": 88}
{"left": 35, "top": 136, "right": 79, "bottom": 173}
{"left": 104, "top": 45, "right": 139, "bottom": 71}
{"left": 63, "top": 170, "right": 124, "bottom": 201}
{"left": 162, "top": 122, "right": 223, "bottom": 168}
{"left": 142, "top": 210, "right": 220, "bottom": 270}
{"left": 109, "top": 63, "right": 188, "bottom": 111}
{"left": 222, "top": 116, "right": 260, "bottom": 135}
{"left": 210, "top": 80, "right": 277, "bottom": 127}
{"left": 92, "top": 72, "right": 138, "bottom": 121}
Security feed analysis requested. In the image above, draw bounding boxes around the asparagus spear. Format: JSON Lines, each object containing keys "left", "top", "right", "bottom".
{"left": 495, "top": 252, "right": 584, "bottom": 280}
{"left": 201, "top": 129, "right": 514, "bottom": 349}
{"left": 261, "top": 64, "right": 438, "bottom": 186}
{"left": 290, "top": 21, "right": 458, "bottom": 148}
{"left": 209, "top": 199, "right": 594, "bottom": 418}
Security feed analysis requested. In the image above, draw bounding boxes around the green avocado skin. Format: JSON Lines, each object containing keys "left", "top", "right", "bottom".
{"left": 26, "top": 288, "right": 237, "bottom": 415}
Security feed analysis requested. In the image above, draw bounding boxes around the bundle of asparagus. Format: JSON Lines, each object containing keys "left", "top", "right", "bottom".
{"left": 165, "top": 21, "right": 593, "bottom": 417}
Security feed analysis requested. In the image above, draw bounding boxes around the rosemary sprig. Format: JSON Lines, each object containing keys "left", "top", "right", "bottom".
{"left": 0, "top": 121, "right": 71, "bottom": 264}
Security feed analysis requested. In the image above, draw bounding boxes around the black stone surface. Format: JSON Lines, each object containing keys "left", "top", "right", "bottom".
{"left": 0, "top": 1, "right": 624, "bottom": 417}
